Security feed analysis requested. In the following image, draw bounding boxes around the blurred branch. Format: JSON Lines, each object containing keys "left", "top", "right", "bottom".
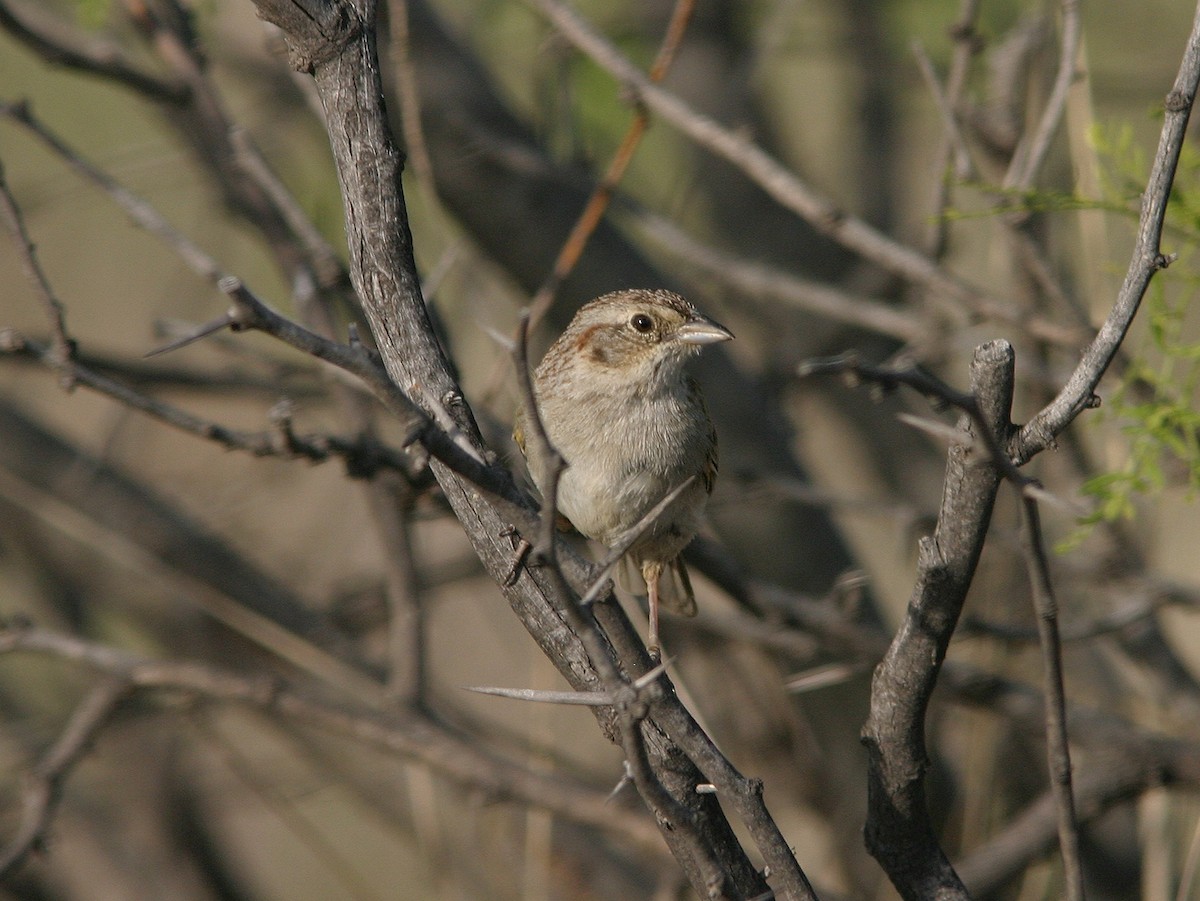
{"left": 0, "top": 622, "right": 669, "bottom": 861}
{"left": 630, "top": 208, "right": 927, "bottom": 344}
{"left": 0, "top": 98, "right": 229, "bottom": 283}
{"left": 922, "top": 0, "right": 981, "bottom": 258}
{"left": 692, "top": 530, "right": 1200, "bottom": 897}
{"left": 529, "top": 0, "right": 1088, "bottom": 349}
{"left": 526, "top": 0, "right": 696, "bottom": 329}
{"left": 0, "top": 677, "right": 130, "bottom": 877}
{"left": 127, "top": 0, "right": 345, "bottom": 293}
{"left": 362, "top": 475, "right": 428, "bottom": 704}
{"left": 962, "top": 576, "right": 1200, "bottom": 643}
{"left": 0, "top": 0, "right": 188, "bottom": 103}
{"left": 1003, "top": 0, "right": 1082, "bottom": 191}
{"left": 0, "top": 402, "right": 390, "bottom": 697}
{"left": 189, "top": 711, "right": 380, "bottom": 901}
{"left": 946, "top": 665, "right": 1200, "bottom": 896}
{"left": 3, "top": 335, "right": 328, "bottom": 396}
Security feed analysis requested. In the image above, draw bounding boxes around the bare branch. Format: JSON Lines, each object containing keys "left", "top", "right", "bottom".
{"left": 1014, "top": 2, "right": 1200, "bottom": 463}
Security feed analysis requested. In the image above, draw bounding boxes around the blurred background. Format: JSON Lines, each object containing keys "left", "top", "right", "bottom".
{"left": 2, "top": 0, "right": 1200, "bottom": 898}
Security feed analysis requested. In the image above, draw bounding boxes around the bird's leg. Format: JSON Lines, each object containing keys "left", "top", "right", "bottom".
{"left": 644, "top": 560, "right": 663, "bottom": 659}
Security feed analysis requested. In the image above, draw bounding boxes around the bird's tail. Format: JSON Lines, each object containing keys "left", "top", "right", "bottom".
{"left": 617, "top": 555, "right": 697, "bottom": 617}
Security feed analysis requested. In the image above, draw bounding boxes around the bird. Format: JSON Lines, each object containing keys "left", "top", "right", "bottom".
{"left": 515, "top": 288, "right": 732, "bottom": 653}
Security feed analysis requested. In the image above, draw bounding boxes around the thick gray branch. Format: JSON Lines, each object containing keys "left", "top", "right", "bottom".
{"left": 860, "top": 340, "right": 1015, "bottom": 901}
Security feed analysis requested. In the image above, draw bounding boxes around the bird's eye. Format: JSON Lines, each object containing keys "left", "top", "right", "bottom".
{"left": 630, "top": 313, "right": 654, "bottom": 333}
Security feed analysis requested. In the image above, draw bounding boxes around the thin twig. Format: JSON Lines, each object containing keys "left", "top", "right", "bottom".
{"left": 512, "top": 310, "right": 570, "bottom": 564}
{"left": 464, "top": 685, "right": 615, "bottom": 706}
{"left": 1017, "top": 496, "right": 1085, "bottom": 901}
{"left": 0, "top": 157, "right": 73, "bottom": 372}
{"left": 212, "top": 278, "right": 532, "bottom": 517}
{"left": 798, "top": 352, "right": 1029, "bottom": 490}
{"left": 578, "top": 477, "right": 697, "bottom": 607}
{"left": 1, "top": 329, "right": 421, "bottom": 480}
{"left": 925, "top": 0, "right": 982, "bottom": 258}
{"left": 466, "top": 658, "right": 674, "bottom": 707}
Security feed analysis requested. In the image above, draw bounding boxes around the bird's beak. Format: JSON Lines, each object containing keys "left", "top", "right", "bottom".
{"left": 674, "top": 315, "right": 734, "bottom": 346}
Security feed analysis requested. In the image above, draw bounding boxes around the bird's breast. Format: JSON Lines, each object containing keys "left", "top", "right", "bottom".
{"left": 544, "top": 387, "right": 709, "bottom": 546}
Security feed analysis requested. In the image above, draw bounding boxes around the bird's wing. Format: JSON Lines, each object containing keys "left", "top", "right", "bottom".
{"left": 688, "top": 377, "right": 719, "bottom": 495}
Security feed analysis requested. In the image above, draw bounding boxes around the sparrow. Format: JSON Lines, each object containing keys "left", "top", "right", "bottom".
{"left": 515, "top": 288, "right": 732, "bottom": 652}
